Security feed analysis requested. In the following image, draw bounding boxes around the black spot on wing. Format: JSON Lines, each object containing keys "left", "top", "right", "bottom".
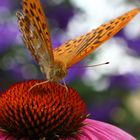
{"left": 107, "top": 31, "right": 112, "bottom": 37}
{"left": 24, "top": 9, "right": 28, "bottom": 14}
{"left": 36, "top": 16, "right": 40, "bottom": 21}
{"left": 64, "top": 43, "right": 71, "bottom": 48}
{"left": 106, "top": 26, "right": 112, "bottom": 30}
{"left": 42, "top": 23, "right": 46, "bottom": 30}
{"left": 30, "top": 3, "right": 36, "bottom": 9}
{"left": 23, "top": 1, "right": 27, "bottom": 6}
{"left": 55, "top": 48, "right": 62, "bottom": 52}
{"left": 68, "top": 50, "right": 73, "bottom": 53}
{"left": 30, "top": 9, "right": 34, "bottom": 16}
{"left": 65, "top": 47, "right": 71, "bottom": 51}
{"left": 38, "top": 8, "right": 42, "bottom": 15}
{"left": 97, "top": 29, "right": 103, "bottom": 34}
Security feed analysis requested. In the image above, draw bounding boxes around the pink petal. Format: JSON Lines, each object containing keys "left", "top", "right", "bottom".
{"left": 76, "top": 119, "right": 136, "bottom": 140}
{"left": 0, "top": 130, "right": 15, "bottom": 140}
{"left": 0, "top": 129, "right": 26, "bottom": 140}
{"left": 0, "top": 119, "right": 136, "bottom": 140}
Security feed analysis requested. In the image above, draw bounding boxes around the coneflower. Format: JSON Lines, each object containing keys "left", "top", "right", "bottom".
{"left": 0, "top": 80, "right": 136, "bottom": 140}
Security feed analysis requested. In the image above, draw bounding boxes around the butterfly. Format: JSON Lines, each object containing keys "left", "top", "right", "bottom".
{"left": 16, "top": 0, "right": 140, "bottom": 83}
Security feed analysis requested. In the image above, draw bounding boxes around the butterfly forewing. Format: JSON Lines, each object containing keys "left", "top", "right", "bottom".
{"left": 17, "top": 0, "right": 54, "bottom": 74}
{"left": 53, "top": 8, "right": 140, "bottom": 68}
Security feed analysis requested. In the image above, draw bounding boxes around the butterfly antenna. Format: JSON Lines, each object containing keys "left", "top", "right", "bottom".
{"left": 71, "top": 61, "right": 110, "bottom": 68}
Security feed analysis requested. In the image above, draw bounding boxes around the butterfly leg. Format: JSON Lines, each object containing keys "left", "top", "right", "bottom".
{"left": 29, "top": 80, "right": 49, "bottom": 92}
{"left": 57, "top": 80, "right": 68, "bottom": 97}
{"left": 63, "top": 79, "right": 68, "bottom": 97}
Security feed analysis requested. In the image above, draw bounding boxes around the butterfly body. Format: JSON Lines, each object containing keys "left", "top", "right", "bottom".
{"left": 44, "top": 60, "right": 67, "bottom": 81}
{"left": 16, "top": 0, "right": 140, "bottom": 82}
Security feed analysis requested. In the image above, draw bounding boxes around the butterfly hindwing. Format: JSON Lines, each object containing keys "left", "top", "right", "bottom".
{"left": 53, "top": 8, "right": 140, "bottom": 68}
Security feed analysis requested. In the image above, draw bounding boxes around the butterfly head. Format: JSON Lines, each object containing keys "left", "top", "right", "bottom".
{"left": 46, "top": 61, "right": 67, "bottom": 81}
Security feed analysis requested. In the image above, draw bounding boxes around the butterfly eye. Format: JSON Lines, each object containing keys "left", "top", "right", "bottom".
{"left": 55, "top": 69, "right": 61, "bottom": 75}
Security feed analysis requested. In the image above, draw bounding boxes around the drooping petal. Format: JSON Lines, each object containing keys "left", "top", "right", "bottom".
{"left": 76, "top": 119, "right": 136, "bottom": 140}
{"left": 0, "top": 130, "right": 15, "bottom": 140}
{"left": 0, "top": 129, "right": 28, "bottom": 140}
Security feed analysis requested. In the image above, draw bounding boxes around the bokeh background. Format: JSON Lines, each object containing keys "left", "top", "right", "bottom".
{"left": 0, "top": 0, "right": 140, "bottom": 139}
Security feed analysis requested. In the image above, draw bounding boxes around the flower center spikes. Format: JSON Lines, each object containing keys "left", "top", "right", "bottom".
{"left": 0, "top": 80, "right": 87, "bottom": 139}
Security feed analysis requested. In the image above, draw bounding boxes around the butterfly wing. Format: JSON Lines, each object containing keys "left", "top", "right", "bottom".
{"left": 16, "top": 0, "right": 54, "bottom": 74}
{"left": 53, "top": 8, "right": 140, "bottom": 68}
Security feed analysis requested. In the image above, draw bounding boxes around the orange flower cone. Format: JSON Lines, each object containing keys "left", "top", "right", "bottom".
{"left": 0, "top": 80, "right": 136, "bottom": 140}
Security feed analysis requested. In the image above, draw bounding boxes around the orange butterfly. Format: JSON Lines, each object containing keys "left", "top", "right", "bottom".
{"left": 16, "top": 0, "right": 140, "bottom": 82}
